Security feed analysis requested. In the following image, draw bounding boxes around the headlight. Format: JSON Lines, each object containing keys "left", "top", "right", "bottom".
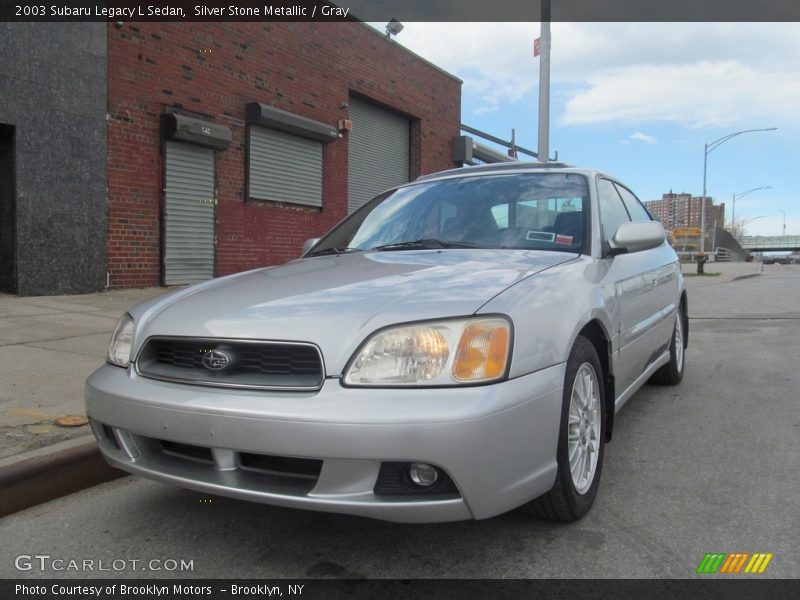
{"left": 343, "top": 317, "right": 511, "bottom": 386}
{"left": 107, "top": 313, "right": 134, "bottom": 367}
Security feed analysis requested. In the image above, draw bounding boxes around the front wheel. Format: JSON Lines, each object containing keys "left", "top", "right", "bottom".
{"left": 523, "top": 336, "right": 606, "bottom": 522}
{"left": 651, "top": 306, "right": 685, "bottom": 386}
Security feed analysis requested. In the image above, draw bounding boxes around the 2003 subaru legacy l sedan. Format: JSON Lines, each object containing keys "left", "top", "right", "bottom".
{"left": 86, "top": 162, "right": 687, "bottom": 523}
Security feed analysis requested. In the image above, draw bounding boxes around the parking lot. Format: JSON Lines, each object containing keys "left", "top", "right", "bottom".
{"left": 1, "top": 265, "right": 798, "bottom": 579}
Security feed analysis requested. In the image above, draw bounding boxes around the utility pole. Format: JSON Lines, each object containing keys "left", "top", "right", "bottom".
{"left": 537, "top": 0, "right": 551, "bottom": 163}
{"left": 731, "top": 186, "right": 770, "bottom": 231}
{"left": 701, "top": 127, "right": 777, "bottom": 252}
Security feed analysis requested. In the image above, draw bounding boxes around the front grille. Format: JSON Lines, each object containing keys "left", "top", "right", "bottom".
{"left": 136, "top": 337, "right": 324, "bottom": 390}
{"left": 159, "top": 440, "right": 214, "bottom": 463}
{"left": 239, "top": 453, "right": 322, "bottom": 479}
{"left": 129, "top": 431, "right": 321, "bottom": 495}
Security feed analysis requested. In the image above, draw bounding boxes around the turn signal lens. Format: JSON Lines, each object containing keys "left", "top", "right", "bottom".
{"left": 452, "top": 319, "right": 510, "bottom": 382}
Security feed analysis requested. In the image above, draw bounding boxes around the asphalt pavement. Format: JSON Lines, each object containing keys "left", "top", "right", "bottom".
{"left": 1, "top": 263, "right": 796, "bottom": 579}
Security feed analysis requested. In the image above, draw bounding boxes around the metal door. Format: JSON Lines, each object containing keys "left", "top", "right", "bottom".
{"left": 347, "top": 97, "right": 410, "bottom": 213}
{"left": 164, "top": 141, "right": 215, "bottom": 284}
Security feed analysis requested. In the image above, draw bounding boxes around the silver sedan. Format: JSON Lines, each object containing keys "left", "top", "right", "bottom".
{"left": 87, "top": 163, "right": 687, "bottom": 523}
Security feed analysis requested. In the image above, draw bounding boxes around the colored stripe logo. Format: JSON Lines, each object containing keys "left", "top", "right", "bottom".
{"left": 697, "top": 553, "right": 773, "bottom": 574}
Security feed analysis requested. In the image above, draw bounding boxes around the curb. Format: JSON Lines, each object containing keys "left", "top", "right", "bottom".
{"left": 730, "top": 272, "right": 762, "bottom": 282}
{"left": 731, "top": 263, "right": 764, "bottom": 282}
{"left": 0, "top": 440, "right": 126, "bottom": 517}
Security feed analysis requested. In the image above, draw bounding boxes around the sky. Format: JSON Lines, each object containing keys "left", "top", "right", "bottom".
{"left": 372, "top": 22, "right": 798, "bottom": 238}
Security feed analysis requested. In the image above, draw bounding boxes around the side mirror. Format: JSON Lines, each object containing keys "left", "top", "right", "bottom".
{"left": 609, "top": 222, "right": 666, "bottom": 255}
{"left": 301, "top": 238, "right": 321, "bottom": 257}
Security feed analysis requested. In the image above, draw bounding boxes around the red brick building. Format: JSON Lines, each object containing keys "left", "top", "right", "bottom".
{"left": 107, "top": 22, "right": 461, "bottom": 288}
{"left": 645, "top": 192, "right": 725, "bottom": 246}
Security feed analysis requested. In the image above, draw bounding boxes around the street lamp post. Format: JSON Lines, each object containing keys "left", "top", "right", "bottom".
{"left": 701, "top": 127, "right": 777, "bottom": 252}
{"left": 779, "top": 209, "right": 786, "bottom": 236}
{"left": 740, "top": 215, "right": 766, "bottom": 237}
{"left": 731, "top": 185, "right": 771, "bottom": 232}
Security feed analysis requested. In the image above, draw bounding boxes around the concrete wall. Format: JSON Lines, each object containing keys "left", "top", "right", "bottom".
{"left": 0, "top": 23, "right": 107, "bottom": 296}
{"left": 0, "top": 125, "right": 14, "bottom": 293}
{"left": 106, "top": 22, "right": 461, "bottom": 288}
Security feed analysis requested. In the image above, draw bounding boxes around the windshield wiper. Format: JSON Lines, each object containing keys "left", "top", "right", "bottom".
{"left": 373, "top": 239, "right": 483, "bottom": 251}
{"left": 307, "top": 247, "right": 363, "bottom": 257}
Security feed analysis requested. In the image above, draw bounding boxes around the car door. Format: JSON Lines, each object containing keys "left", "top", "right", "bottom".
{"left": 614, "top": 182, "right": 680, "bottom": 351}
{"left": 614, "top": 182, "right": 681, "bottom": 328}
{"left": 596, "top": 178, "right": 668, "bottom": 403}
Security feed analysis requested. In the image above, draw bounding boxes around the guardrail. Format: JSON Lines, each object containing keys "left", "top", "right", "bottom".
{"left": 714, "top": 247, "right": 746, "bottom": 262}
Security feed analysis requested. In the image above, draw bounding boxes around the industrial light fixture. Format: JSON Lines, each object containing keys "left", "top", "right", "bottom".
{"left": 385, "top": 18, "right": 404, "bottom": 37}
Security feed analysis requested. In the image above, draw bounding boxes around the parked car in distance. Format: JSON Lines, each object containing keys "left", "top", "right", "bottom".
{"left": 87, "top": 162, "right": 687, "bottom": 523}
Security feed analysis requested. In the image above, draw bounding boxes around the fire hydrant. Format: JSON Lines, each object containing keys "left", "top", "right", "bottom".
{"left": 696, "top": 252, "right": 708, "bottom": 274}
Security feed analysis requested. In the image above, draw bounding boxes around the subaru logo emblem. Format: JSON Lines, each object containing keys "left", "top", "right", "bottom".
{"left": 202, "top": 349, "right": 231, "bottom": 371}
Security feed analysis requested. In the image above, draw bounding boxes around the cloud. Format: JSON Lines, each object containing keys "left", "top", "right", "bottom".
{"left": 472, "top": 105, "right": 500, "bottom": 116}
{"left": 631, "top": 131, "right": 657, "bottom": 144}
{"left": 393, "top": 22, "right": 539, "bottom": 115}
{"left": 391, "top": 22, "right": 800, "bottom": 129}
{"left": 562, "top": 60, "right": 800, "bottom": 128}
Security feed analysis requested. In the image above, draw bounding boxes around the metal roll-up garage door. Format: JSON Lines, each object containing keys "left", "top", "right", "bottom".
{"left": 249, "top": 126, "right": 323, "bottom": 207}
{"left": 164, "top": 141, "right": 215, "bottom": 285}
{"left": 347, "top": 97, "right": 410, "bottom": 213}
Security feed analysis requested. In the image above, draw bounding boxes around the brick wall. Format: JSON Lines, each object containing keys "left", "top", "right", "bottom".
{"left": 107, "top": 22, "right": 461, "bottom": 288}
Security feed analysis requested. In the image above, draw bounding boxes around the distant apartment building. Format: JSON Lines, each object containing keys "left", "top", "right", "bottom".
{"left": 645, "top": 193, "right": 725, "bottom": 242}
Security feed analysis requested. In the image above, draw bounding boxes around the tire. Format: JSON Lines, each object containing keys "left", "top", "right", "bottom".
{"left": 523, "top": 336, "right": 606, "bottom": 522}
{"left": 651, "top": 305, "right": 685, "bottom": 386}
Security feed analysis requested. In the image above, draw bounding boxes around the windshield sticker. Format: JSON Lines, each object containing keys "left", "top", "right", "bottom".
{"left": 526, "top": 231, "right": 555, "bottom": 242}
{"left": 555, "top": 234, "right": 574, "bottom": 245}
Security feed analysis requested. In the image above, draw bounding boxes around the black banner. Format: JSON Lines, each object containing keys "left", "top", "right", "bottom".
{"left": 3, "top": 0, "right": 800, "bottom": 22}
{"left": 2, "top": 579, "right": 800, "bottom": 600}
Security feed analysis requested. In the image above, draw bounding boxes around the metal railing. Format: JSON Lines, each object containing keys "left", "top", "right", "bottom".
{"left": 713, "top": 247, "right": 746, "bottom": 262}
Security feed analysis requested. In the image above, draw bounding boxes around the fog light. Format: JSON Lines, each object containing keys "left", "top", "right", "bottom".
{"left": 408, "top": 463, "right": 439, "bottom": 487}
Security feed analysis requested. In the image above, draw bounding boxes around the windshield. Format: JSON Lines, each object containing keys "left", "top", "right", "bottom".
{"left": 310, "top": 172, "right": 590, "bottom": 255}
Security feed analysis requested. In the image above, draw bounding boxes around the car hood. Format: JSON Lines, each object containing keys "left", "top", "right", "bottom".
{"left": 133, "top": 249, "right": 577, "bottom": 375}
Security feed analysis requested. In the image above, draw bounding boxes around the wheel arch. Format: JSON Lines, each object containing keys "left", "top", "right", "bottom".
{"left": 680, "top": 291, "right": 689, "bottom": 348}
{"left": 576, "top": 319, "right": 616, "bottom": 442}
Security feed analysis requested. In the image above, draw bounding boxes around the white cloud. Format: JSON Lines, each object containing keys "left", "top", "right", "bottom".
{"left": 562, "top": 60, "right": 800, "bottom": 128}
{"left": 631, "top": 131, "right": 657, "bottom": 144}
{"left": 473, "top": 105, "right": 500, "bottom": 116}
{"left": 392, "top": 22, "right": 800, "bottom": 128}
{"left": 393, "top": 22, "right": 539, "bottom": 116}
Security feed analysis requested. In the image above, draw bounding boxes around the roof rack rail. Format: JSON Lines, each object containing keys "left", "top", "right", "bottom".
{"left": 415, "top": 161, "right": 576, "bottom": 182}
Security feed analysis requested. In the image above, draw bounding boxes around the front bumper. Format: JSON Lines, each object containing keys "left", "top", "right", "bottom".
{"left": 86, "top": 364, "right": 564, "bottom": 522}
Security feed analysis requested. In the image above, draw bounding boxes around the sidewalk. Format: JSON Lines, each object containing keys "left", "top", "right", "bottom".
{"left": 0, "top": 287, "right": 169, "bottom": 461}
{"left": 680, "top": 260, "right": 763, "bottom": 286}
